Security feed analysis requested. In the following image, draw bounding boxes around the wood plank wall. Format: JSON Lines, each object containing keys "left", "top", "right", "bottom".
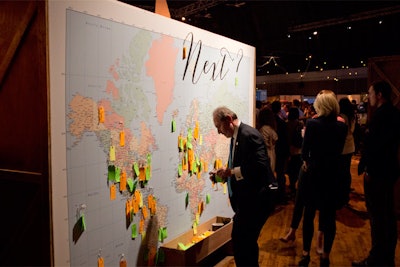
{"left": 0, "top": 1, "right": 51, "bottom": 265}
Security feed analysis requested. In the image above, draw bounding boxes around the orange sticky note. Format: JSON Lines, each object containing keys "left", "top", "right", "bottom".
{"left": 139, "top": 167, "right": 146, "bottom": 181}
{"left": 98, "top": 257, "right": 104, "bottom": 267}
{"left": 133, "top": 198, "right": 139, "bottom": 214}
{"left": 193, "top": 121, "right": 199, "bottom": 140}
{"left": 139, "top": 219, "right": 145, "bottom": 234}
{"left": 134, "top": 190, "right": 141, "bottom": 204}
{"left": 120, "top": 131, "right": 125, "bottom": 147}
{"left": 110, "top": 184, "right": 116, "bottom": 200}
{"left": 98, "top": 106, "right": 105, "bottom": 123}
{"left": 126, "top": 199, "right": 131, "bottom": 216}
{"left": 120, "top": 171, "right": 127, "bottom": 191}
{"left": 183, "top": 47, "right": 186, "bottom": 59}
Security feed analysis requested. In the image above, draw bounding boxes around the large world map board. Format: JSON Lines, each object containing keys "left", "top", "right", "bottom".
{"left": 61, "top": 3, "right": 254, "bottom": 266}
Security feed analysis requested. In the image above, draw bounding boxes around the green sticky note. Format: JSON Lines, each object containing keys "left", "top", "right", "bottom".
{"left": 206, "top": 193, "right": 210, "bottom": 204}
{"left": 108, "top": 165, "right": 116, "bottom": 181}
{"left": 81, "top": 214, "right": 86, "bottom": 231}
{"left": 127, "top": 178, "right": 134, "bottom": 192}
{"left": 132, "top": 223, "right": 137, "bottom": 238}
{"left": 133, "top": 162, "right": 139, "bottom": 177}
{"left": 147, "top": 154, "right": 152, "bottom": 165}
{"left": 171, "top": 119, "right": 176, "bottom": 133}
{"left": 162, "top": 227, "right": 168, "bottom": 240}
{"left": 185, "top": 193, "right": 189, "bottom": 208}
{"left": 178, "top": 164, "right": 183, "bottom": 177}
{"left": 179, "top": 137, "right": 183, "bottom": 151}
{"left": 178, "top": 242, "right": 187, "bottom": 250}
{"left": 115, "top": 167, "right": 121, "bottom": 183}
{"left": 145, "top": 166, "right": 150, "bottom": 181}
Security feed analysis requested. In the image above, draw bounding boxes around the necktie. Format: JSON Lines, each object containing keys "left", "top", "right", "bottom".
{"left": 227, "top": 138, "right": 234, "bottom": 197}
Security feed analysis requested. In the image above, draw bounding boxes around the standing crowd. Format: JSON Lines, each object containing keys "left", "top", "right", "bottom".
{"left": 211, "top": 80, "right": 400, "bottom": 267}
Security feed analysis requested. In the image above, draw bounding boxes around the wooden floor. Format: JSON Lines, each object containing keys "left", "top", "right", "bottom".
{"left": 217, "top": 155, "right": 400, "bottom": 267}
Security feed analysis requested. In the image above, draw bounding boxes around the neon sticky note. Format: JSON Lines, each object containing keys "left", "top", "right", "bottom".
{"left": 120, "top": 171, "right": 127, "bottom": 191}
{"left": 178, "top": 163, "right": 183, "bottom": 177}
{"left": 182, "top": 47, "right": 186, "bottom": 59}
{"left": 185, "top": 192, "right": 189, "bottom": 208}
{"left": 120, "top": 131, "right": 125, "bottom": 147}
{"left": 81, "top": 214, "right": 86, "bottom": 231}
{"left": 126, "top": 199, "right": 131, "bottom": 216}
{"left": 132, "top": 223, "right": 138, "bottom": 239}
{"left": 162, "top": 227, "right": 168, "bottom": 240}
{"left": 109, "top": 146, "right": 116, "bottom": 161}
{"left": 171, "top": 119, "right": 176, "bottom": 133}
{"left": 98, "top": 257, "right": 104, "bottom": 267}
{"left": 133, "top": 162, "right": 139, "bottom": 177}
{"left": 145, "top": 166, "right": 150, "bottom": 181}
{"left": 98, "top": 106, "right": 105, "bottom": 123}
{"left": 139, "top": 219, "right": 144, "bottom": 234}
{"left": 223, "top": 182, "right": 227, "bottom": 194}
{"left": 178, "top": 242, "right": 187, "bottom": 250}
{"left": 139, "top": 167, "right": 146, "bottom": 181}
{"left": 110, "top": 184, "right": 116, "bottom": 200}
{"left": 133, "top": 198, "right": 139, "bottom": 214}
{"left": 108, "top": 165, "right": 116, "bottom": 181}
{"left": 115, "top": 167, "right": 121, "bottom": 183}
{"left": 147, "top": 154, "right": 152, "bottom": 165}
{"left": 178, "top": 135, "right": 183, "bottom": 151}
{"left": 206, "top": 193, "right": 210, "bottom": 204}
{"left": 199, "top": 134, "right": 203, "bottom": 145}
{"left": 195, "top": 212, "right": 200, "bottom": 224}
{"left": 194, "top": 121, "right": 200, "bottom": 140}
{"left": 127, "top": 178, "right": 134, "bottom": 192}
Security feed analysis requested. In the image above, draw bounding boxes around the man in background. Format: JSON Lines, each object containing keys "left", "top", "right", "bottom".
{"left": 353, "top": 81, "right": 400, "bottom": 266}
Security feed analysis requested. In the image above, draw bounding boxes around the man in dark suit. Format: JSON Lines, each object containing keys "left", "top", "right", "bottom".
{"left": 210, "top": 106, "right": 276, "bottom": 267}
{"left": 352, "top": 81, "right": 400, "bottom": 267}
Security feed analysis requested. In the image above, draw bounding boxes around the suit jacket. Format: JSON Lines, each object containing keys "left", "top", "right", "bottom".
{"left": 230, "top": 122, "right": 275, "bottom": 213}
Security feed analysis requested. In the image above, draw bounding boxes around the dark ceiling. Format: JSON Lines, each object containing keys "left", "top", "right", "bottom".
{"left": 121, "top": 1, "right": 400, "bottom": 75}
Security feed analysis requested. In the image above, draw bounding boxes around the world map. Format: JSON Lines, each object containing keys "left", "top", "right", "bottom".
{"left": 65, "top": 9, "right": 251, "bottom": 266}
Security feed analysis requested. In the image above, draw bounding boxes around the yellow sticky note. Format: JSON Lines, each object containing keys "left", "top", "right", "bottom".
{"left": 120, "top": 131, "right": 125, "bottom": 147}
{"left": 98, "top": 106, "right": 105, "bottom": 123}
{"left": 223, "top": 183, "right": 227, "bottom": 194}
{"left": 110, "top": 146, "right": 116, "bottom": 161}
{"left": 110, "top": 184, "right": 116, "bottom": 200}
{"left": 199, "top": 134, "right": 203, "bottom": 145}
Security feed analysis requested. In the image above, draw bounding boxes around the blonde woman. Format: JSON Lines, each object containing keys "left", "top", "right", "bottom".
{"left": 298, "top": 90, "right": 347, "bottom": 267}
